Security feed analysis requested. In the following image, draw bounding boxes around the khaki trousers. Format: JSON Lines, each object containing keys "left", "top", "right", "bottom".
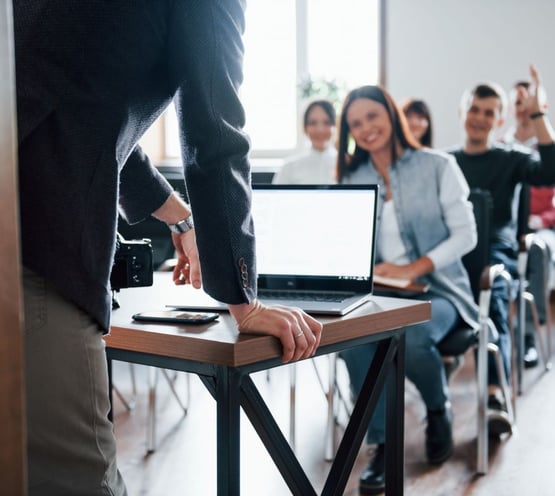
{"left": 23, "top": 267, "right": 127, "bottom": 496}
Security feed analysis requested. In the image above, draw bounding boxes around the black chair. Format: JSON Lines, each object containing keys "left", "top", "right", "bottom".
{"left": 437, "top": 188, "right": 514, "bottom": 475}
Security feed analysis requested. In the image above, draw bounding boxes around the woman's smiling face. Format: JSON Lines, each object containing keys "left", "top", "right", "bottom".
{"left": 304, "top": 105, "right": 335, "bottom": 151}
{"left": 345, "top": 98, "right": 392, "bottom": 155}
{"left": 405, "top": 111, "right": 429, "bottom": 144}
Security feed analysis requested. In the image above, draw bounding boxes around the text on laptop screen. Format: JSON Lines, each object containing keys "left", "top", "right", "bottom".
{"left": 251, "top": 185, "right": 377, "bottom": 284}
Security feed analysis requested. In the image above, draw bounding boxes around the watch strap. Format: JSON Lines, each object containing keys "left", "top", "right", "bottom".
{"left": 168, "top": 216, "right": 194, "bottom": 234}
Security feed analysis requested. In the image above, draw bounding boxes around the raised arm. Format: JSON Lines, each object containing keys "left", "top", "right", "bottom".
{"left": 525, "top": 64, "right": 555, "bottom": 144}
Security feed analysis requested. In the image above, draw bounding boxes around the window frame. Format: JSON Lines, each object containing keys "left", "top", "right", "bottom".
{"left": 159, "top": 0, "right": 386, "bottom": 163}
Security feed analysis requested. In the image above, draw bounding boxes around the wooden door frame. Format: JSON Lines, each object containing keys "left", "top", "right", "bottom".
{"left": 0, "top": 1, "right": 27, "bottom": 494}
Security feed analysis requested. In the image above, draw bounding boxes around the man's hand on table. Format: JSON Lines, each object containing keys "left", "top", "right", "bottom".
{"left": 229, "top": 301, "right": 323, "bottom": 363}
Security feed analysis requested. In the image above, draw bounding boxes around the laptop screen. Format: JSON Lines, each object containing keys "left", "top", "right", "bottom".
{"left": 251, "top": 184, "right": 378, "bottom": 293}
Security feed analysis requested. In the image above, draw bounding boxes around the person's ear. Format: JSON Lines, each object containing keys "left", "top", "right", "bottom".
{"left": 496, "top": 117, "right": 505, "bottom": 128}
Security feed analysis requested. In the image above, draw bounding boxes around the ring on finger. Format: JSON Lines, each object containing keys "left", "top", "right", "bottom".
{"left": 294, "top": 330, "right": 304, "bottom": 339}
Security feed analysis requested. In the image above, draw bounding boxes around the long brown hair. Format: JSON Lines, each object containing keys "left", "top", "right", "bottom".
{"left": 336, "top": 85, "right": 420, "bottom": 182}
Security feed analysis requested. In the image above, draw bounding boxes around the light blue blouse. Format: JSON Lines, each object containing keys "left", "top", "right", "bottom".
{"left": 343, "top": 147, "right": 479, "bottom": 328}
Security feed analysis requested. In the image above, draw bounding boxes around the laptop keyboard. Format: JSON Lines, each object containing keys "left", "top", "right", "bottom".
{"left": 258, "top": 289, "right": 354, "bottom": 303}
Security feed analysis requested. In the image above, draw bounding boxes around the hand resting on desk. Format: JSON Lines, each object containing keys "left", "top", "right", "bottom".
{"left": 229, "top": 300, "right": 323, "bottom": 363}
{"left": 374, "top": 258, "right": 433, "bottom": 291}
{"left": 167, "top": 224, "right": 322, "bottom": 363}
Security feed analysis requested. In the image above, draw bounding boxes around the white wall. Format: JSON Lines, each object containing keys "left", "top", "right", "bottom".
{"left": 386, "top": 0, "right": 555, "bottom": 148}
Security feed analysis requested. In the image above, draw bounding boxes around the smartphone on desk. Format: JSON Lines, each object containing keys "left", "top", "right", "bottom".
{"left": 132, "top": 310, "right": 220, "bottom": 325}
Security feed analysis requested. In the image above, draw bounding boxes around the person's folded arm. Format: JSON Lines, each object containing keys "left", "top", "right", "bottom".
{"left": 426, "top": 156, "right": 477, "bottom": 270}
{"left": 118, "top": 145, "right": 174, "bottom": 225}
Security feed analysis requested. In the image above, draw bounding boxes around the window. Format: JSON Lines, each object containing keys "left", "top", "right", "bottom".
{"left": 164, "top": 0, "right": 381, "bottom": 160}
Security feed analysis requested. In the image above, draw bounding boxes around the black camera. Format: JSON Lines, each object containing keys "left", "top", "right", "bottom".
{"left": 110, "top": 234, "right": 154, "bottom": 291}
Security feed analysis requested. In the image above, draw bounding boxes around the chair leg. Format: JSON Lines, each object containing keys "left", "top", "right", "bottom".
{"left": 516, "top": 276, "right": 527, "bottom": 395}
{"left": 161, "top": 369, "right": 188, "bottom": 415}
{"left": 524, "top": 292, "right": 551, "bottom": 372}
{"left": 488, "top": 343, "right": 515, "bottom": 426}
{"left": 308, "top": 355, "right": 339, "bottom": 460}
{"left": 289, "top": 363, "right": 296, "bottom": 451}
{"left": 111, "top": 363, "right": 137, "bottom": 411}
{"left": 112, "top": 384, "right": 134, "bottom": 411}
{"left": 129, "top": 363, "right": 137, "bottom": 403}
{"left": 545, "top": 292, "right": 553, "bottom": 363}
{"left": 545, "top": 309, "right": 553, "bottom": 369}
{"left": 477, "top": 315, "right": 489, "bottom": 475}
{"left": 324, "top": 354, "right": 337, "bottom": 461}
{"left": 147, "top": 367, "right": 158, "bottom": 453}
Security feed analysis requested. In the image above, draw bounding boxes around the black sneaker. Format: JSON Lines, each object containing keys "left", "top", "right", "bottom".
{"left": 425, "top": 406, "right": 454, "bottom": 464}
{"left": 359, "top": 443, "right": 385, "bottom": 495}
{"left": 487, "top": 390, "right": 513, "bottom": 437}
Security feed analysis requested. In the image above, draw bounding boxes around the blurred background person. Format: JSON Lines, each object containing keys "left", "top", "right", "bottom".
{"left": 402, "top": 98, "right": 434, "bottom": 147}
{"left": 449, "top": 65, "right": 555, "bottom": 432}
{"left": 504, "top": 79, "right": 555, "bottom": 368}
{"left": 337, "top": 85, "right": 478, "bottom": 495}
{"left": 273, "top": 99, "right": 337, "bottom": 184}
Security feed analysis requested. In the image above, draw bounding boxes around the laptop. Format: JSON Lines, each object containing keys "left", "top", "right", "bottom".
{"left": 168, "top": 184, "right": 378, "bottom": 316}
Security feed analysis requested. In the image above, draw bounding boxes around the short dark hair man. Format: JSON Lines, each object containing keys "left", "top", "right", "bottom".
{"left": 504, "top": 79, "right": 555, "bottom": 369}
{"left": 449, "top": 65, "right": 555, "bottom": 436}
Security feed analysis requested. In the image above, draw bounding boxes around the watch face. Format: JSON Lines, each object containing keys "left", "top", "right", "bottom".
{"left": 170, "top": 217, "right": 193, "bottom": 233}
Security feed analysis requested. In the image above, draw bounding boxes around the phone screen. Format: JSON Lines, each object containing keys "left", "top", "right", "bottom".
{"left": 132, "top": 310, "right": 219, "bottom": 325}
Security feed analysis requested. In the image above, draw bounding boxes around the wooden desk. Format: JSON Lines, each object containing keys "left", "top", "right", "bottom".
{"left": 105, "top": 273, "right": 430, "bottom": 495}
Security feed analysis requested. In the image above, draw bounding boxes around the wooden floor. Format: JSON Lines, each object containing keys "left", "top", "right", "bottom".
{"left": 113, "top": 301, "right": 555, "bottom": 495}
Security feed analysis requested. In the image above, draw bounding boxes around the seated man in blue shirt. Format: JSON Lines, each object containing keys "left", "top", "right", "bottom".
{"left": 449, "top": 64, "right": 555, "bottom": 436}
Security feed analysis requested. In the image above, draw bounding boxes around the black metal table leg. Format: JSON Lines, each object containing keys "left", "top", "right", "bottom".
{"left": 216, "top": 366, "right": 242, "bottom": 496}
{"left": 385, "top": 333, "right": 405, "bottom": 495}
{"left": 322, "top": 337, "right": 398, "bottom": 496}
{"left": 240, "top": 375, "right": 317, "bottom": 496}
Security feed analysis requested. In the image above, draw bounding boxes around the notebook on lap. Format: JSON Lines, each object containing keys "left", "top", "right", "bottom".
{"left": 168, "top": 184, "right": 378, "bottom": 316}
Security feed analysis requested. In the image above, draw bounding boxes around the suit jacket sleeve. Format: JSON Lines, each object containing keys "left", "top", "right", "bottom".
{"left": 167, "top": 0, "right": 256, "bottom": 305}
{"left": 119, "top": 145, "right": 174, "bottom": 225}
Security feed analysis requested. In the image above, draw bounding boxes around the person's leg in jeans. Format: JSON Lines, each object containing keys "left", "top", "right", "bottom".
{"left": 488, "top": 244, "right": 517, "bottom": 385}
{"left": 340, "top": 294, "right": 459, "bottom": 450}
{"left": 23, "top": 267, "right": 127, "bottom": 496}
{"left": 486, "top": 244, "right": 517, "bottom": 435}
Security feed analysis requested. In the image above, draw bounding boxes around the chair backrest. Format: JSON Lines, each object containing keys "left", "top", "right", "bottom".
{"left": 463, "top": 189, "right": 493, "bottom": 302}
{"left": 517, "top": 183, "right": 531, "bottom": 242}
{"left": 437, "top": 188, "right": 494, "bottom": 357}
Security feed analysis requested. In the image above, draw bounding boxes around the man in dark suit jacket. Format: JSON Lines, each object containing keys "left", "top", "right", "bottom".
{"left": 14, "top": 2, "right": 322, "bottom": 494}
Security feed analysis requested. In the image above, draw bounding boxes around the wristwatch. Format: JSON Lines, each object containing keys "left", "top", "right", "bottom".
{"left": 168, "top": 216, "right": 194, "bottom": 234}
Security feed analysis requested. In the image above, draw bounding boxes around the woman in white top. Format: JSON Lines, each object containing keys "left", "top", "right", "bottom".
{"left": 337, "top": 85, "right": 478, "bottom": 495}
{"left": 272, "top": 99, "right": 338, "bottom": 184}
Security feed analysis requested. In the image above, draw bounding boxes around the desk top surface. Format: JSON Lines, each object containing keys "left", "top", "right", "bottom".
{"left": 106, "top": 273, "right": 430, "bottom": 367}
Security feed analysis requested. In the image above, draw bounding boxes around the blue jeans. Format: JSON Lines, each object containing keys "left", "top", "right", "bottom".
{"left": 489, "top": 243, "right": 517, "bottom": 385}
{"left": 340, "top": 294, "right": 459, "bottom": 444}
